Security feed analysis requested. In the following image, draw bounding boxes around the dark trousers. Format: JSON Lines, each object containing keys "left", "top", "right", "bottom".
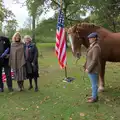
{"left": 4, "top": 65, "right": 12, "bottom": 89}
{"left": 0, "top": 66, "right": 3, "bottom": 89}
{"left": 0, "top": 64, "right": 12, "bottom": 90}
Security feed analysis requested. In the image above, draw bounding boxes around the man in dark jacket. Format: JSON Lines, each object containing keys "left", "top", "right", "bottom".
{"left": 0, "top": 36, "right": 13, "bottom": 92}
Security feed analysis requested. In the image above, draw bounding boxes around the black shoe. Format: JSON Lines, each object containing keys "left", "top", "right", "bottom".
{"left": 28, "top": 86, "right": 33, "bottom": 90}
{"left": 8, "top": 88, "right": 14, "bottom": 92}
{"left": 35, "top": 87, "right": 38, "bottom": 92}
{"left": 0, "top": 88, "right": 4, "bottom": 92}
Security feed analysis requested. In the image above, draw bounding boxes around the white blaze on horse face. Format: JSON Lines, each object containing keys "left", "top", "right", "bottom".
{"left": 68, "top": 35, "right": 74, "bottom": 52}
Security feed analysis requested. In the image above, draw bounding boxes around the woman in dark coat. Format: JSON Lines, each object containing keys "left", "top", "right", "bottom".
{"left": 24, "top": 35, "right": 39, "bottom": 92}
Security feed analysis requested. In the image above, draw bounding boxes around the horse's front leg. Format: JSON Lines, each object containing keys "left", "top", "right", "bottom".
{"left": 98, "top": 60, "right": 106, "bottom": 92}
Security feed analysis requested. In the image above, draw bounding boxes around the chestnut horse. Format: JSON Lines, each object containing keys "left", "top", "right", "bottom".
{"left": 67, "top": 23, "right": 120, "bottom": 92}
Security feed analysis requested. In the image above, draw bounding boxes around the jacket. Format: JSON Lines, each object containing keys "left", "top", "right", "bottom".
{"left": 85, "top": 42, "right": 101, "bottom": 73}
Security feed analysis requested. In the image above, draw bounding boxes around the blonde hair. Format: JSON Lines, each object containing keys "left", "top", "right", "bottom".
{"left": 24, "top": 35, "right": 32, "bottom": 42}
{"left": 12, "top": 32, "right": 21, "bottom": 42}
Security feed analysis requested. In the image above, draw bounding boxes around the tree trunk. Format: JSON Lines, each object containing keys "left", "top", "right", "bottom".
{"left": 63, "top": 6, "right": 68, "bottom": 48}
{"left": 112, "top": 21, "right": 116, "bottom": 32}
{"left": 32, "top": 15, "right": 36, "bottom": 43}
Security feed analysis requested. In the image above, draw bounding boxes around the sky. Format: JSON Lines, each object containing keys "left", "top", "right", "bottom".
{"left": 3, "top": 0, "right": 55, "bottom": 28}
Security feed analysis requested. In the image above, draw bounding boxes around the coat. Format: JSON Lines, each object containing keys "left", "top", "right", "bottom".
{"left": 0, "top": 36, "right": 10, "bottom": 65}
{"left": 9, "top": 42, "right": 26, "bottom": 81}
{"left": 25, "top": 43, "right": 39, "bottom": 78}
{"left": 84, "top": 42, "right": 101, "bottom": 73}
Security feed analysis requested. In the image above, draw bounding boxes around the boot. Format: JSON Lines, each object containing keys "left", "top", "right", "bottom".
{"left": 28, "top": 78, "right": 33, "bottom": 90}
{"left": 17, "top": 81, "right": 23, "bottom": 91}
{"left": 21, "top": 81, "right": 24, "bottom": 90}
{"left": 34, "top": 78, "right": 38, "bottom": 92}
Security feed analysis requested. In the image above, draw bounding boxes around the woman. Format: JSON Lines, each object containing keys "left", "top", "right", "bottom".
{"left": 84, "top": 32, "right": 101, "bottom": 103}
{"left": 9, "top": 32, "right": 26, "bottom": 91}
{"left": 24, "top": 35, "right": 39, "bottom": 92}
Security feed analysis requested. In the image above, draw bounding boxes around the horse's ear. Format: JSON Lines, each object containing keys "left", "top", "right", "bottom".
{"left": 72, "top": 24, "right": 77, "bottom": 33}
{"left": 65, "top": 27, "right": 68, "bottom": 32}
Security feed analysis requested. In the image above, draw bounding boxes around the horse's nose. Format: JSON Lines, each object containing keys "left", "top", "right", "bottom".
{"left": 76, "top": 52, "right": 81, "bottom": 59}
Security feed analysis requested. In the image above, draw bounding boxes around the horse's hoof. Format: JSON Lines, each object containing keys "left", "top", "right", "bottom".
{"left": 98, "top": 87, "right": 104, "bottom": 92}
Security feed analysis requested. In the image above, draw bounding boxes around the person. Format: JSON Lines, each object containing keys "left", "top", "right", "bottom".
{"left": 84, "top": 32, "right": 101, "bottom": 103}
{"left": 0, "top": 36, "right": 13, "bottom": 92}
{"left": 9, "top": 32, "right": 26, "bottom": 91}
{"left": 24, "top": 35, "right": 39, "bottom": 92}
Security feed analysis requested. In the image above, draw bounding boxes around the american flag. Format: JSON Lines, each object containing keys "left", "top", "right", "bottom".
{"left": 55, "top": 9, "right": 66, "bottom": 69}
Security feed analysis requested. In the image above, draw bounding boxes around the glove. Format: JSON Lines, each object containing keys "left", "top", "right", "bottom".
{"left": 5, "top": 54, "right": 10, "bottom": 58}
{"left": 31, "top": 62, "right": 34, "bottom": 66}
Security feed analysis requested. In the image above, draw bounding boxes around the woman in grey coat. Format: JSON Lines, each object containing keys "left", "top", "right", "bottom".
{"left": 9, "top": 32, "right": 26, "bottom": 91}
{"left": 24, "top": 35, "right": 39, "bottom": 92}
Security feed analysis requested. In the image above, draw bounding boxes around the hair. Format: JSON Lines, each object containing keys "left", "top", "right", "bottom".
{"left": 12, "top": 32, "right": 21, "bottom": 42}
{"left": 24, "top": 35, "right": 32, "bottom": 42}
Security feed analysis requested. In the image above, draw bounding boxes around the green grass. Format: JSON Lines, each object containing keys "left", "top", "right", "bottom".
{"left": 0, "top": 43, "right": 120, "bottom": 120}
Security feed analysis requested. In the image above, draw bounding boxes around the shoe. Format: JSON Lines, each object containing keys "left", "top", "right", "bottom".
{"left": 19, "top": 88, "right": 23, "bottom": 92}
{"left": 0, "top": 88, "right": 4, "bottom": 92}
{"left": 28, "top": 86, "right": 33, "bottom": 90}
{"left": 87, "top": 97, "right": 98, "bottom": 103}
{"left": 35, "top": 87, "right": 38, "bottom": 92}
{"left": 8, "top": 88, "right": 14, "bottom": 92}
{"left": 87, "top": 96, "right": 92, "bottom": 100}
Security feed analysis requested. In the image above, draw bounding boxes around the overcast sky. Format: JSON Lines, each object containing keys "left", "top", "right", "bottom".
{"left": 3, "top": 0, "right": 55, "bottom": 28}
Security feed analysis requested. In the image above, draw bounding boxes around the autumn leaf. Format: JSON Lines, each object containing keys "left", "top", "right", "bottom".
{"left": 40, "top": 101, "right": 43, "bottom": 104}
{"left": 80, "top": 113, "right": 85, "bottom": 117}
{"left": 36, "top": 106, "right": 39, "bottom": 109}
{"left": 54, "top": 102, "right": 57, "bottom": 105}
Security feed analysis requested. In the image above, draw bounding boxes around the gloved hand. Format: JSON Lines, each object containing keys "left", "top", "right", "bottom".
{"left": 31, "top": 62, "right": 34, "bottom": 66}
{"left": 5, "top": 54, "right": 10, "bottom": 58}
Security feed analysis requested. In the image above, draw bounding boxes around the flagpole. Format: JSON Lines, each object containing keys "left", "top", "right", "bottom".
{"left": 56, "top": 0, "right": 75, "bottom": 82}
{"left": 60, "top": 0, "right": 68, "bottom": 79}
{"left": 65, "top": 66, "right": 67, "bottom": 78}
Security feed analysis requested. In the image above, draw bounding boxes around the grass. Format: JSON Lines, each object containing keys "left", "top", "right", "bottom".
{"left": 0, "top": 43, "right": 120, "bottom": 120}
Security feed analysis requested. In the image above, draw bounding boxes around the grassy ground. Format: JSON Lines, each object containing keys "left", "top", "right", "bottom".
{"left": 0, "top": 43, "right": 120, "bottom": 120}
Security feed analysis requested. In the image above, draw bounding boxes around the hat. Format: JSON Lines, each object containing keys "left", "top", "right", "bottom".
{"left": 88, "top": 32, "right": 98, "bottom": 38}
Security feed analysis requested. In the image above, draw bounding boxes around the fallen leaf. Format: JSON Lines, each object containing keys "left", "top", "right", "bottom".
{"left": 54, "top": 102, "right": 57, "bottom": 105}
{"left": 21, "top": 108, "right": 25, "bottom": 111}
{"left": 36, "top": 106, "right": 39, "bottom": 109}
{"left": 40, "top": 101, "right": 43, "bottom": 104}
{"left": 105, "top": 99, "right": 110, "bottom": 102}
{"left": 80, "top": 113, "right": 85, "bottom": 117}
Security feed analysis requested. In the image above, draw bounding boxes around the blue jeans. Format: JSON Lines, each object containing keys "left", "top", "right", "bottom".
{"left": 88, "top": 73, "right": 98, "bottom": 99}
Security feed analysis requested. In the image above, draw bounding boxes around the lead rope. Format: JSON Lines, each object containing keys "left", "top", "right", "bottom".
{"left": 75, "top": 57, "right": 86, "bottom": 82}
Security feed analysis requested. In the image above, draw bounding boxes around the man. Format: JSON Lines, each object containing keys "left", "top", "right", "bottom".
{"left": 0, "top": 36, "right": 13, "bottom": 92}
{"left": 84, "top": 32, "right": 101, "bottom": 103}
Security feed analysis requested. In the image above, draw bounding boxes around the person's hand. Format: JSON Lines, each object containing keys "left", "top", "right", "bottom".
{"left": 83, "top": 65, "right": 85, "bottom": 70}
{"left": 31, "top": 63, "right": 34, "bottom": 66}
{"left": 85, "top": 69, "right": 88, "bottom": 73}
{"left": 5, "top": 54, "right": 10, "bottom": 58}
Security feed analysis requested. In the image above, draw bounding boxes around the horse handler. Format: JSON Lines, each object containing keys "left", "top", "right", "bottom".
{"left": 84, "top": 32, "right": 101, "bottom": 103}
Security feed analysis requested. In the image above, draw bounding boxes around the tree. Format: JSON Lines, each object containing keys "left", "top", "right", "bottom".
{"left": 4, "top": 19, "right": 18, "bottom": 39}
{"left": 83, "top": 0, "right": 120, "bottom": 32}
{"left": 26, "top": 0, "right": 44, "bottom": 42}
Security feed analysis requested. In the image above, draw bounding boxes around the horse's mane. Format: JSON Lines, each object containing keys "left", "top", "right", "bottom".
{"left": 67, "top": 22, "right": 112, "bottom": 36}
{"left": 80, "top": 23, "right": 100, "bottom": 29}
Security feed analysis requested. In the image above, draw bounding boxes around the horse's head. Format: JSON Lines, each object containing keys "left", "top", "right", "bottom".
{"left": 67, "top": 23, "right": 101, "bottom": 58}
{"left": 67, "top": 24, "right": 89, "bottom": 59}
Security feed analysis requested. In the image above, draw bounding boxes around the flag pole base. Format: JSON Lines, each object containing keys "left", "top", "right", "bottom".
{"left": 63, "top": 77, "right": 75, "bottom": 82}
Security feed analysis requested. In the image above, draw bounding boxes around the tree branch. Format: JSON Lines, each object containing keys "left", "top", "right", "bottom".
{"left": 51, "top": 0, "right": 60, "bottom": 7}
